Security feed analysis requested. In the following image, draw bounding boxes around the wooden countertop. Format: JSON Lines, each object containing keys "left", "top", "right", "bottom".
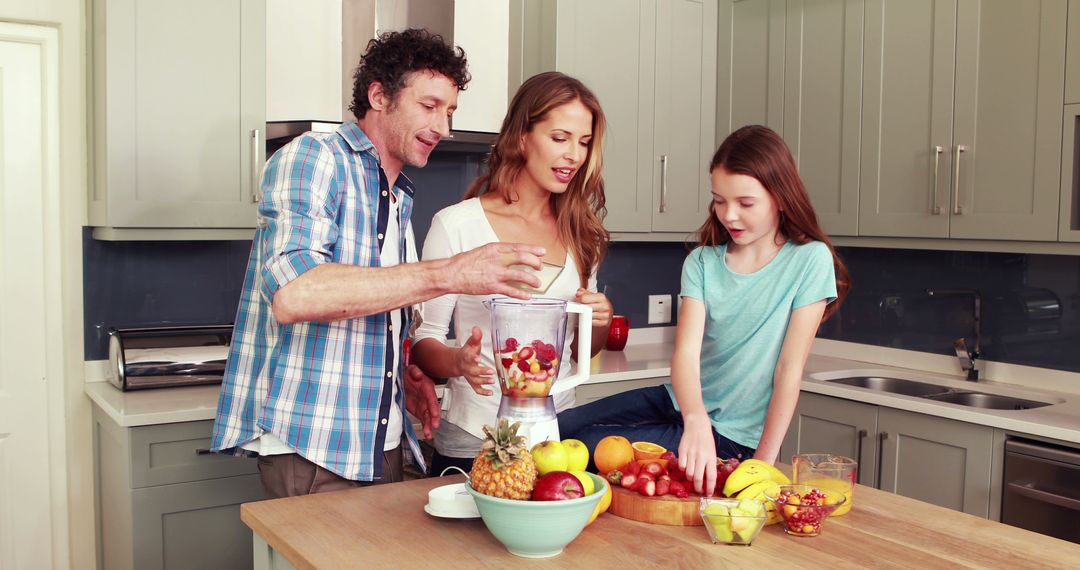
{"left": 241, "top": 474, "right": 1078, "bottom": 569}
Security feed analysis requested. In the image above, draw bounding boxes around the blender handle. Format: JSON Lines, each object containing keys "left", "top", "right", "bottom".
{"left": 549, "top": 302, "right": 593, "bottom": 394}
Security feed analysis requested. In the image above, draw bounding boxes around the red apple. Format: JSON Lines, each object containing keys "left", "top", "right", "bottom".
{"left": 531, "top": 471, "right": 586, "bottom": 501}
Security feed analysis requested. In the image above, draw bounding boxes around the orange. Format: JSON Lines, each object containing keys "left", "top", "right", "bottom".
{"left": 631, "top": 441, "right": 666, "bottom": 461}
{"left": 593, "top": 435, "right": 634, "bottom": 474}
{"left": 586, "top": 482, "right": 613, "bottom": 526}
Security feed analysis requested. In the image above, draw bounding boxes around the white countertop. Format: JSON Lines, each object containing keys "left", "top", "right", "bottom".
{"left": 84, "top": 330, "right": 1080, "bottom": 445}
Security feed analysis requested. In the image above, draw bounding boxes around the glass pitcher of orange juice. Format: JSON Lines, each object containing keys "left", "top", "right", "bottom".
{"left": 792, "top": 454, "right": 857, "bottom": 516}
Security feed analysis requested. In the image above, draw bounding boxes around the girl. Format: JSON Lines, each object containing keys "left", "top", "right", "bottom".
{"left": 411, "top": 72, "right": 614, "bottom": 475}
{"left": 559, "top": 125, "right": 849, "bottom": 494}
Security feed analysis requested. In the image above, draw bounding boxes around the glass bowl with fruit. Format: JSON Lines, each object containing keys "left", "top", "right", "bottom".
{"left": 700, "top": 497, "right": 768, "bottom": 545}
{"left": 765, "top": 484, "right": 846, "bottom": 537}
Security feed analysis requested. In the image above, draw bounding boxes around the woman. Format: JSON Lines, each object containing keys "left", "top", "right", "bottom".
{"left": 411, "top": 72, "right": 614, "bottom": 475}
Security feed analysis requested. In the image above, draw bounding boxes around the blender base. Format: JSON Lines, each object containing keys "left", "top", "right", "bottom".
{"left": 511, "top": 417, "right": 560, "bottom": 449}
{"left": 496, "top": 396, "right": 560, "bottom": 448}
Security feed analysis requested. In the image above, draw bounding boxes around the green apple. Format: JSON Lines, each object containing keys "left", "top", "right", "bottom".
{"left": 531, "top": 440, "right": 569, "bottom": 475}
{"left": 703, "top": 503, "right": 734, "bottom": 543}
{"left": 732, "top": 498, "right": 766, "bottom": 541}
{"left": 570, "top": 470, "right": 595, "bottom": 495}
{"left": 561, "top": 438, "right": 590, "bottom": 472}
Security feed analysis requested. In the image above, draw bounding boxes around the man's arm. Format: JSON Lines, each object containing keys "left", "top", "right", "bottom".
{"left": 272, "top": 242, "right": 545, "bottom": 324}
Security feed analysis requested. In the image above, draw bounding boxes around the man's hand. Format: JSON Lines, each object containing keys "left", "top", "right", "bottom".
{"left": 403, "top": 364, "right": 441, "bottom": 439}
{"left": 575, "top": 288, "right": 614, "bottom": 329}
{"left": 447, "top": 242, "right": 546, "bottom": 300}
{"left": 455, "top": 326, "right": 495, "bottom": 396}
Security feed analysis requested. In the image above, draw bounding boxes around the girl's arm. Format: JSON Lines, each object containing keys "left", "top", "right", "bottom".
{"left": 754, "top": 299, "right": 827, "bottom": 464}
{"left": 412, "top": 328, "right": 496, "bottom": 397}
{"left": 670, "top": 298, "right": 717, "bottom": 495}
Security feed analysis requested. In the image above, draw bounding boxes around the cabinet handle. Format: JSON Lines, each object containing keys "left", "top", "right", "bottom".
{"left": 1007, "top": 481, "right": 1080, "bottom": 512}
{"left": 952, "top": 144, "right": 966, "bottom": 214}
{"left": 659, "top": 154, "right": 668, "bottom": 214}
{"left": 930, "top": 145, "right": 943, "bottom": 214}
{"left": 875, "top": 431, "right": 888, "bottom": 487}
{"left": 856, "top": 428, "right": 868, "bottom": 470}
{"left": 195, "top": 448, "right": 212, "bottom": 455}
{"left": 250, "top": 128, "right": 262, "bottom": 204}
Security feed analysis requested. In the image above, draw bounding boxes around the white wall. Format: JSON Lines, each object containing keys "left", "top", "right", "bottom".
{"left": 2, "top": 1, "right": 90, "bottom": 568}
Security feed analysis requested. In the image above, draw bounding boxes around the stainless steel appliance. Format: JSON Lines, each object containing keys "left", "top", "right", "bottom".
{"left": 1001, "top": 438, "right": 1080, "bottom": 544}
{"left": 107, "top": 325, "right": 232, "bottom": 391}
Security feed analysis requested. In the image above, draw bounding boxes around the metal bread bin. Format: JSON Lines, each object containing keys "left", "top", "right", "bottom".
{"left": 106, "top": 325, "right": 232, "bottom": 391}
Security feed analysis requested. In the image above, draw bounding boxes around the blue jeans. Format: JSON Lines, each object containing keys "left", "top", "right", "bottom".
{"left": 558, "top": 386, "right": 754, "bottom": 472}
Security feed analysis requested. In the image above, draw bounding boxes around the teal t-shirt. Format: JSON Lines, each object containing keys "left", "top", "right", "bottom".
{"left": 665, "top": 241, "right": 837, "bottom": 449}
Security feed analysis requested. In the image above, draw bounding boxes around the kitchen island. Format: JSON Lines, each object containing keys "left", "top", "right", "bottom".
{"left": 241, "top": 474, "right": 1078, "bottom": 569}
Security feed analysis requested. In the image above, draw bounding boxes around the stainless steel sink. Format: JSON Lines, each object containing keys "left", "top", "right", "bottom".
{"left": 826, "top": 376, "right": 951, "bottom": 397}
{"left": 922, "top": 392, "right": 1052, "bottom": 410}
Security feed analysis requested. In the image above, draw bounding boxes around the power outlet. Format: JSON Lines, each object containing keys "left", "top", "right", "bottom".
{"left": 648, "top": 294, "right": 672, "bottom": 324}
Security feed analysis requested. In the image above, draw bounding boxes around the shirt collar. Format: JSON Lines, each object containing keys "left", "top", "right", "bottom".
{"left": 339, "top": 121, "right": 416, "bottom": 198}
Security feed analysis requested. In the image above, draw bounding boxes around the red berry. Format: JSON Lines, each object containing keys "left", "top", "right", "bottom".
{"left": 500, "top": 358, "right": 513, "bottom": 368}
{"left": 517, "top": 359, "right": 531, "bottom": 372}
{"left": 504, "top": 337, "right": 519, "bottom": 351}
{"left": 537, "top": 358, "right": 552, "bottom": 370}
{"left": 517, "top": 346, "right": 534, "bottom": 360}
{"left": 620, "top": 474, "right": 638, "bottom": 489}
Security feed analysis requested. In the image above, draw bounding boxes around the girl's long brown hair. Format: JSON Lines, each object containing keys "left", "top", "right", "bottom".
{"left": 465, "top": 72, "right": 609, "bottom": 287}
{"left": 698, "top": 125, "right": 850, "bottom": 320}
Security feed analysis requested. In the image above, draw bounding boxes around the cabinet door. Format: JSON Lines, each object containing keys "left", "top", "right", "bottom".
{"left": 132, "top": 475, "right": 265, "bottom": 570}
{"left": 859, "top": 0, "right": 956, "bottom": 237}
{"left": 652, "top": 0, "right": 717, "bottom": 232}
{"left": 718, "top": 0, "right": 786, "bottom": 135}
{"left": 781, "top": 393, "right": 877, "bottom": 486}
{"left": 948, "top": 0, "right": 1066, "bottom": 240}
{"left": 877, "top": 408, "right": 993, "bottom": 517}
{"left": 94, "top": 0, "right": 265, "bottom": 228}
{"left": 782, "top": 0, "right": 862, "bottom": 236}
{"left": 554, "top": 0, "right": 655, "bottom": 232}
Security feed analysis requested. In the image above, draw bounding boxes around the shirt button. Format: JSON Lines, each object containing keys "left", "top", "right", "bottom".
{"left": 387, "top": 371, "right": 393, "bottom": 378}
{"left": 381, "top": 418, "right": 388, "bottom": 425}
{"left": 377, "top": 233, "right": 384, "bottom": 240}
{"left": 381, "top": 190, "right": 388, "bottom": 197}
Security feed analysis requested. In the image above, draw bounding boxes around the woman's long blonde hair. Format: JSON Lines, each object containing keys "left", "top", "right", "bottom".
{"left": 465, "top": 72, "right": 609, "bottom": 287}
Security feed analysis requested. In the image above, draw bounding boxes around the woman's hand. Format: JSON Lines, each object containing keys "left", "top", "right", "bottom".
{"left": 455, "top": 326, "right": 496, "bottom": 396}
{"left": 678, "top": 412, "right": 718, "bottom": 496}
{"left": 575, "top": 288, "right": 613, "bottom": 329}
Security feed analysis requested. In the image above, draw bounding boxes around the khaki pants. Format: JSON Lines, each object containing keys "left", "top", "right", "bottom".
{"left": 256, "top": 447, "right": 403, "bottom": 499}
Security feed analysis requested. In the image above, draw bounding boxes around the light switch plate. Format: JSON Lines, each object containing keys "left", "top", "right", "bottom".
{"left": 648, "top": 294, "right": 672, "bottom": 324}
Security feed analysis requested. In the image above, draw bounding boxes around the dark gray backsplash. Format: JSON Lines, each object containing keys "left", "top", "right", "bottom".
{"left": 83, "top": 149, "right": 1080, "bottom": 376}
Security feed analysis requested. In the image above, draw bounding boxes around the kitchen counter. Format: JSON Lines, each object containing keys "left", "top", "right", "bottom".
{"left": 84, "top": 333, "right": 1080, "bottom": 445}
{"left": 242, "top": 474, "right": 1079, "bottom": 569}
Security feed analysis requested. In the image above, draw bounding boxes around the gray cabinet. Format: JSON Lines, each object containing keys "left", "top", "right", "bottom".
{"left": 574, "top": 376, "right": 670, "bottom": 407}
{"left": 859, "top": 0, "right": 1066, "bottom": 241}
{"left": 719, "top": 0, "right": 861, "bottom": 237}
{"left": 538, "top": 0, "right": 717, "bottom": 235}
{"left": 1059, "top": 104, "right": 1080, "bottom": 242}
{"left": 94, "top": 406, "right": 264, "bottom": 570}
{"left": 90, "top": 0, "right": 265, "bottom": 229}
{"left": 782, "top": 392, "right": 994, "bottom": 517}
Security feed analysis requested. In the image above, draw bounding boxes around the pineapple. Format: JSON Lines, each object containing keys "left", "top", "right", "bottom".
{"left": 469, "top": 419, "right": 537, "bottom": 500}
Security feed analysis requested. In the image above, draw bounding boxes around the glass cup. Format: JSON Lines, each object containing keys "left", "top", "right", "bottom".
{"left": 792, "top": 454, "right": 857, "bottom": 516}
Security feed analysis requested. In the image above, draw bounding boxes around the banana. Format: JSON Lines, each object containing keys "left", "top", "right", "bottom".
{"left": 735, "top": 480, "right": 783, "bottom": 525}
{"left": 739, "top": 459, "right": 792, "bottom": 486}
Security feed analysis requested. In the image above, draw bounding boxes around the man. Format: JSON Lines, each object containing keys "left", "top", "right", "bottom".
{"left": 211, "top": 29, "right": 544, "bottom": 498}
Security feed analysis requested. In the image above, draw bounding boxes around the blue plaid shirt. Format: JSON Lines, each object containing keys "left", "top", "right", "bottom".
{"left": 211, "top": 121, "right": 424, "bottom": 481}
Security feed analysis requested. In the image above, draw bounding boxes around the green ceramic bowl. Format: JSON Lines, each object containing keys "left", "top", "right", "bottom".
{"left": 465, "top": 473, "right": 607, "bottom": 558}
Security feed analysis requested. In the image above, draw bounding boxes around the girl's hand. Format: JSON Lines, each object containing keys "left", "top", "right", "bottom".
{"left": 575, "top": 288, "right": 613, "bottom": 328}
{"left": 455, "top": 326, "right": 495, "bottom": 396}
{"left": 678, "top": 413, "right": 718, "bottom": 496}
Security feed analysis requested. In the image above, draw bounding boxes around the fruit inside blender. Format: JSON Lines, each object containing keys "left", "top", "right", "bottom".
{"left": 496, "top": 337, "right": 560, "bottom": 397}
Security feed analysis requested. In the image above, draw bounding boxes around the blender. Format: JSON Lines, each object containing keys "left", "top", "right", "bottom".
{"left": 483, "top": 297, "right": 592, "bottom": 448}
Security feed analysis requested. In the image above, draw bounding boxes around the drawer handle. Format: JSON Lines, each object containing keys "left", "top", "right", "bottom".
{"left": 659, "top": 154, "right": 668, "bottom": 214}
{"left": 856, "top": 428, "right": 868, "bottom": 470}
{"left": 875, "top": 431, "right": 888, "bottom": 487}
{"left": 930, "top": 145, "right": 943, "bottom": 214}
{"left": 195, "top": 448, "right": 213, "bottom": 455}
{"left": 1007, "top": 481, "right": 1080, "bottom": 512}
{"left": 952, "top": 144, "right": 966, "bottom": 214}
{"left": 250, "top": 128, "right": 262, "bottom": 203}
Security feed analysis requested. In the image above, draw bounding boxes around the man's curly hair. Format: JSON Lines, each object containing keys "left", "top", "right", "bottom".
{"left": 349, "top": 28, "right": 470, "bottom": 120}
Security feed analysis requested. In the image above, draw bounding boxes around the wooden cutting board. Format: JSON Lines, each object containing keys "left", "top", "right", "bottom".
{"left": 609, "top": 485, "right": 703, "bottom": 526}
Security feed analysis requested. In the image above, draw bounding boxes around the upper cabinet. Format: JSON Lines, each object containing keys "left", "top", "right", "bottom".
{"left": 90, "top": 0, "right": 265, "bottom": 230}
{"left": 860, "top": 0, "right": 1066, "bottom": 241}
{"left": 266, "top": 0, "right": 345, "bottom": 123}
{"left": 534, "top": 0, "right": 717, "bottom": 235}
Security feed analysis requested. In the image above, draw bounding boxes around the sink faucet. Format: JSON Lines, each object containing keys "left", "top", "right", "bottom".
{"left": 926, "top": 288, "right": 981, "bottom": 381}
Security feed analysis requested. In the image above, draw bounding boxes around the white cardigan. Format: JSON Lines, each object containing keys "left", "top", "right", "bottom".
{"left": 414, "top": 198, "right": 596, "bottom": 439}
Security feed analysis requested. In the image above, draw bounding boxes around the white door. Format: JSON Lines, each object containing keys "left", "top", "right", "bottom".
{"left": 0, "top": 22, "right": 61, "bottom": 569}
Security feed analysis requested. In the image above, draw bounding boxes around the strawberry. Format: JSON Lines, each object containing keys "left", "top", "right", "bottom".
{"left": 622, "top": 461, "right": 641, "bottom": 476}
{"left": 620, "top": 474, "right": 638, "bottom": 489}
{"left": 517, "top": 346, "right": 534, "bottom": 361}
{"left": 516, "top": 359, "right": 531, "bottom": 372}
{"left": 607, "top": 470, "right": 623, "bottom": 486}
{"left": 642, "top": 462, "right": 664, "bottom": 478}
{"left": 669, "top": 480, "right": 690, "bottom": 499}
{"left": 500, "top": 357, "right": 513, "bottom": 369}
{"left": 668, "top": 466, "right": 686, "bottom": 483}
{"left": 503, "top": 337, "right": 519, "bottom": 351}
{"left": 655, "top": 479, "right": 671, "bottom": 496}
{"left": 659, "top": 450, "right": 677, "bottom": 463}
{"left": 638, "top": 479, "right": 656, "bottom": 497}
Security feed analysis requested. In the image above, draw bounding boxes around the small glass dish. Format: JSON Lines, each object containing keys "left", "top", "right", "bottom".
{"left": 699, "top": 497, "right": 768, "bottom": 545}
{"left": 765, "top": 484, "right": 846, "bottom": 537}
{"left": 513, "top": 262, "right": 565, "bottom": 294}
